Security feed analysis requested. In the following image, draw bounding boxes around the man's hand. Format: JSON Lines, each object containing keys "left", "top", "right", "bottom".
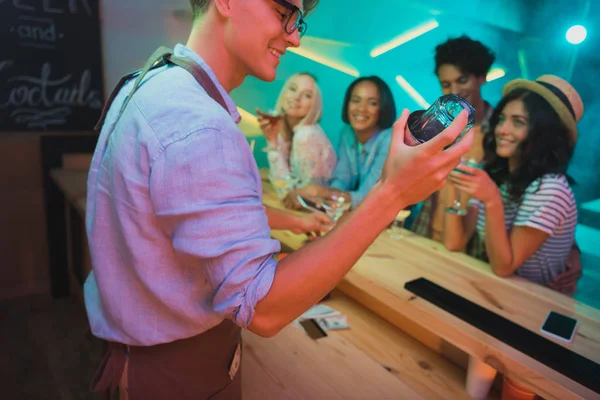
{"left": 380, "top": 108, "right": 474, "bottom": 212}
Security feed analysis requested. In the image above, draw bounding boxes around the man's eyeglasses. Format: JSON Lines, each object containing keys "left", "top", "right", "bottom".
{"left": 272, "top": 0, "right": 307, "bottom": 37}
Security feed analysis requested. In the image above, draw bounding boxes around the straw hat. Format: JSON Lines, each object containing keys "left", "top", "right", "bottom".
{"left": 502, "top": 75, "right": 584, "bottom": 143}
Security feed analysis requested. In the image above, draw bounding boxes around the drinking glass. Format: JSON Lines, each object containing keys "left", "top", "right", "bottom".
{"left": 389, "top": 209, "right": 412, "bottom": 239}
{"left": 405, "top": 94, "right": 475, "bottom": 148}
{"left": 269, "top": 172, "right": 299, "bottom": 199}
{"left": 445, "top": 157, "right": 483, "bottom": 216}
{"left": 321, "top": 194, "right": 351, "bottom": 223}
{"left": 261, "top": 109, "right": 283, "bottom": 152}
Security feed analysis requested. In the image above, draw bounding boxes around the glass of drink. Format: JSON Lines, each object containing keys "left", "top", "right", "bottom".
{"left": 321, "top": 194, "right": 351, "bottom": 223}
{"left": 269, "top": 172, "right": 299, "bottom": 199}
{"left": 260, "top": 109, "right": 283, "bottom": 152}
{"left": 404, "top": 94, "right": 475, "bottom": 148}
{"left": 445, "top": 157, "right": 483, "bottom": 216}
{"left": 389, "top": 209, "right": 412, "bottom": 239}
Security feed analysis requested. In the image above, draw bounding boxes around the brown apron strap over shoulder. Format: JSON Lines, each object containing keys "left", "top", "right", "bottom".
{"left": 167, "top": 53, "right": 228, "bottom": 111}
{"left": 94, "top": 46, "right": 229, "bottom": 134}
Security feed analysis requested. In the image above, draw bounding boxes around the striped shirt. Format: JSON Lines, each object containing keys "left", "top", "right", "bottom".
{"left": 471, "top": 174, "right": 577, "bottom": 284}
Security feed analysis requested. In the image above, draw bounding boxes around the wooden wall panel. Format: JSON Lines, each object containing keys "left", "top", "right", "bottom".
{"left": 0, "top": 133, "right": 96, "bottom": 300}
{"left": 0, "top": 137, "right": 48, "bottom": 300}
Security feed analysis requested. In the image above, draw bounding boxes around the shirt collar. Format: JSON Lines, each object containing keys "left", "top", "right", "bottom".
{"left": 351, "top": 126, "right": 382, "bottom": 153}
{"left": 174, "top": 44, "right": 241, "bottom": 124}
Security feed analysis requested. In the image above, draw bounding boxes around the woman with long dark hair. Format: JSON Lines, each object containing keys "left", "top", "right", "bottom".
{"left": 284, "top": 75, "right": 397, "bottom": 209}
{"left": 443, "top": 75, "right": 583, "bottom": 287}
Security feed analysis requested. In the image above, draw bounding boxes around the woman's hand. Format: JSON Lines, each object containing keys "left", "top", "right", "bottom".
{"left": 256, "top": 108, "right": 283, "bottom": 146}
{"left": 283, "top": 185, "right": 322, "bottom": 210}
{"left": 282, "top": 190, "right": 303, "bottom": 210}
{"left": 547, "top": 247, "right": 582, "bottom": 296}
{"left": 448, "top": 166, "right": 500, "bottom": 206}
{"left": 292, "top": 212, "right": 333, "bottom": 239}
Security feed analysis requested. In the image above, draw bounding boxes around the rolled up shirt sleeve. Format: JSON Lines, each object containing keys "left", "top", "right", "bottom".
{"left": 149, "top": 127, "right": 280, "bottom": 328}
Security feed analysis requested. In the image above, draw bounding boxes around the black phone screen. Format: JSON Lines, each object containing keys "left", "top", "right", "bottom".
{"left": 541, "top": 311, "right": 577, "bottom": 340}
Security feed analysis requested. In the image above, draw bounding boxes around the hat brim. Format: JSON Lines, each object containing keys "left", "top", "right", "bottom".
{"left": 502, "top": 79, "right": 578, "bottom": 143}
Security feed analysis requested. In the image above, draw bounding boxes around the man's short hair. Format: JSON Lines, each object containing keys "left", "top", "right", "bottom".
{"left": 434, "top": 35, "right": 495, "bottom": 78}
{"left": 189, "top": 0, "right": 211, "bottom": 19}
{"left": 189, "top": 0, "right": 320, "bottom": 19}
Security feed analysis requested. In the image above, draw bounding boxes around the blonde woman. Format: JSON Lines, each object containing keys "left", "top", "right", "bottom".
{"left": 257, "top": 72, "right": 336, "bottom": 187}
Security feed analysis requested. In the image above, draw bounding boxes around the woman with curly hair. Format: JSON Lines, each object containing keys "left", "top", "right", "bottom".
{"left": 443, "top": 75, "right": 583, "bottom": 288}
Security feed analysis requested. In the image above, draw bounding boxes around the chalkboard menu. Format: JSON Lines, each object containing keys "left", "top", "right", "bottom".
{"left": 0, "top": 0, "right": 104, "bottom": 131}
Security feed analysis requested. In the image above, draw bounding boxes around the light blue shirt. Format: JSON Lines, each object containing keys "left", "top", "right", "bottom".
{"left": 84, "top": 44, "right": 280, "bottom": 346}
{"left": 329, "top": 125, "right": 392, "bottom": 208}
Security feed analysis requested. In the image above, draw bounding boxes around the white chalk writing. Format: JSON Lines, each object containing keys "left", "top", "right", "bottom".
{"left": 0, "top": 60, "right": 102, "bottom": 128}
{"left": 1, "top": 0, "right": 92, "bottom": 16}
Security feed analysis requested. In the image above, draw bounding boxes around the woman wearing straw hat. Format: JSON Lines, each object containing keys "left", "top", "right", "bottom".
{"left": 443, "top": 75, "right": 583, "bottom": 289}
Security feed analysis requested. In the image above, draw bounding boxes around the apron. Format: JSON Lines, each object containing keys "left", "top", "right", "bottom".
{"left": 90, "top": 47, "right": 242, "bottom": 400}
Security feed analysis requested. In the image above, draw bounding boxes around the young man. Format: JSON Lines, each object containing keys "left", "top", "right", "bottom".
{"left": 411, "top": 35, "right": 495, "bottom": 246}
{"left": 410, "top": 35, "right": 581, "bottom": 294}
{"left": 84, "top": 1, "right": 473, "bottom": 399}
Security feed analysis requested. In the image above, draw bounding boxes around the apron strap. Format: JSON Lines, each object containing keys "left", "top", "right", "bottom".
{"left": 91, "top": 342, "right": 127, "bottom": 400}
{"left": 94, "top": 72, "right": 136, "bottom": 133}
{"left": 94, "top": 46, "right": 229, "bottom": 134}
{"left": 166, "top": 53, "right": 228, "bottom": 111}
{"left": 94, "top": 46, "right": 170, "bottom": 133}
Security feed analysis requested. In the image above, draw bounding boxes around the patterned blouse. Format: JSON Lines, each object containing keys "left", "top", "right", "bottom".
{"left": 267, "top": 124, "right": 337, "bottom": 187}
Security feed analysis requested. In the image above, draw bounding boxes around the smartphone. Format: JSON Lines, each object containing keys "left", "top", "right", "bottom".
{"left": 296, "top": 195, "right": 326, "bottom": 213}
{"left": 540, "top": 311, "right": 578, "bottom": 343}
{"left": 299, "top": 318, "right": 327, "bottom": 340}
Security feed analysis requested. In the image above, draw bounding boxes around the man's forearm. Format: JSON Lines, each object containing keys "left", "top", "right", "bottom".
{"left": 249, "top": 181, "right": 400, "bottom": 337}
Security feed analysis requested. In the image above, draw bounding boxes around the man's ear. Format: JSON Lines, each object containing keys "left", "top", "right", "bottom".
{"left": 213, "top": 0, "right": 233, "bottom": 17}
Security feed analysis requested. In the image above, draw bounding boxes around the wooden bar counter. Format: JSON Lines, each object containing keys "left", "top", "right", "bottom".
{"left": 49, "top": 167, "right": 482, "bottom": 399}
{"left": 259, "top": 170, "right": 600, "bottom": 400}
